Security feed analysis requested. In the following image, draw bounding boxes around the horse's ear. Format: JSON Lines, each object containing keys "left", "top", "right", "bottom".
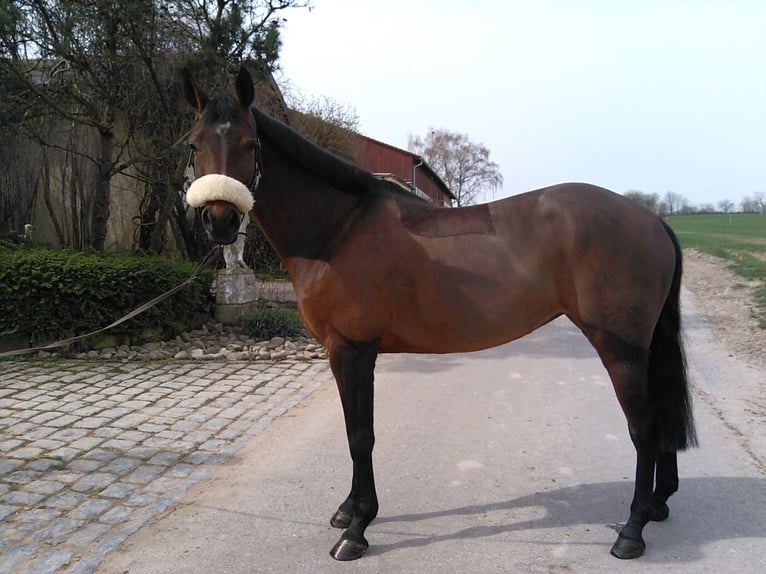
{"left": 182, "top": 68, "right": 208, "bottom": 113}
{"left": 235, "top": 67, "right": 255, "bottom": 109}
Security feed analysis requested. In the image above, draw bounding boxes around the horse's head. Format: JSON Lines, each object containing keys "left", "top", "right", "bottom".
{"left": 182, "top": 68, "right": 260, "bottom": 244}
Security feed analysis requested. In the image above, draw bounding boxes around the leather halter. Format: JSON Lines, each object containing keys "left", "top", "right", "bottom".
{"left": 183, "top": 137, "right": 263, "bottom": 205}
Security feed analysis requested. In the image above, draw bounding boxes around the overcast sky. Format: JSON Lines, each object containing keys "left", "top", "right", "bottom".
{"left": 277, "top": 0, "right": 765, "bottom": 207}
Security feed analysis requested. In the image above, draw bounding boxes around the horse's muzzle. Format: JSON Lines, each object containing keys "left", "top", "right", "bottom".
{"left": 201, "top": 203, "right": 241, "bottom": 245}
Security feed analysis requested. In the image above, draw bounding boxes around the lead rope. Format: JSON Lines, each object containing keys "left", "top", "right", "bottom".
{"left": 0, "top": 246, "right": 222, "bottom": 358}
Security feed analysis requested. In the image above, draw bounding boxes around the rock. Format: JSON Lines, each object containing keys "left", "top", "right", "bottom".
{"left": 48, "top": 319, "right": 323, "bottom": 364}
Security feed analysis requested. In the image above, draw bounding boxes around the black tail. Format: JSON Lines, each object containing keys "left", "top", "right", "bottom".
{"left": 649, "top": 220, "right": 698, "bottom": 452}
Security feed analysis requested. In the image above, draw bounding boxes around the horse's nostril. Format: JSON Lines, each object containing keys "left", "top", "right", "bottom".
{"left": 226, "top": 208, "right": 239, "bottom": 229}
{"left": 201, "top": 207, "right": 212, "bottom": 228}
{"left": 199, "top": 205, "right": 240, "bottom": 244}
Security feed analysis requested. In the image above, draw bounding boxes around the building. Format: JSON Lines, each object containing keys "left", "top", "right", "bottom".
{"left": 358, "top": 136, "right": 455, "bottom": 207}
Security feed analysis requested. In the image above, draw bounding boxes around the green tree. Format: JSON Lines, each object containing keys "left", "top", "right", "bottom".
{"left": 408, "top": 128, "right": 503, "bottom": 206}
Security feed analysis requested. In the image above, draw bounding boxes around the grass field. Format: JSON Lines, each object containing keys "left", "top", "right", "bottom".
{"left": 666, "top": 213, "right": 766, "bottom": 327}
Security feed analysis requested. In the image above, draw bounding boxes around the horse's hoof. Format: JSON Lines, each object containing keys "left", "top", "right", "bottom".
{"left": 330, "top": 508, "right": 352, "bottom": 529}
{"left": 610, "top": 534, "right": 646, "bottom": 559}
{"left": 330, "top": 536, "right": 368, "bottom": 561}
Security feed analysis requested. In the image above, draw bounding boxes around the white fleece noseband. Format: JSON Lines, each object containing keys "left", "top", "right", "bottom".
{"left": 186, "top": 174, "right": 254, "bottom": 213}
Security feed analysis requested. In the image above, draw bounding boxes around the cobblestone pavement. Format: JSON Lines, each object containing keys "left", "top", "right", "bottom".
{"left": 0, "top": 358, "right": 332, "bottom": 574}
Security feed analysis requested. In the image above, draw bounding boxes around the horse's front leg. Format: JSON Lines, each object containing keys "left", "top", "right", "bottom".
{"left": 327, "top": 334, "right": 379, "bottom": 561}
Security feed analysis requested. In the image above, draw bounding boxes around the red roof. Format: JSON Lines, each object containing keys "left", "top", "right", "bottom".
{"left": 358, "top": 135, "right": 455, "bottom": 206}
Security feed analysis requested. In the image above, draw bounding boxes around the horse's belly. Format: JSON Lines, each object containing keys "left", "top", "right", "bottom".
{"left": 382, "top": 284, "right": 561, "bottom": 354}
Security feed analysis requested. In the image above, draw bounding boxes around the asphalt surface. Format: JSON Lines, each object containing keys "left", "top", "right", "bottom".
{"left": 92, "top": 292, "right": 766, "bottom": 574}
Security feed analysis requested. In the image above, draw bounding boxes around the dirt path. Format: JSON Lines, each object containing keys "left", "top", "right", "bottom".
{"left": 683, "top": 249, "right": 765, "bottom": 370}
{"left": 682, "top": 249, "right": 766, "bottom": 473}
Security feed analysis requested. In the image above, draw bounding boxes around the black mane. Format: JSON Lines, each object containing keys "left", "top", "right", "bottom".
{"left": 251, "top": 104, "right": 374, "bottom": 196}
{"left": 202, "top": 91, "right": 428, "bottom": 203}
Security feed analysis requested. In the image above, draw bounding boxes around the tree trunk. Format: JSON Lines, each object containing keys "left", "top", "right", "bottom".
{"left": 136, "top": 178, "right": 161, "bottom": 251}
{"left": 146, "top": 160, "right": 177, "bottom": 254}
{"left": 91, "top": 130, "right": 113, "bottom": 251}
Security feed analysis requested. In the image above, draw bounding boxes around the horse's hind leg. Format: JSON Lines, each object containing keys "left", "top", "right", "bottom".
{"left": 611, "top": 427, "right": 660, "bottom": 559}
{"left": 326, "top": 334, "right": 379, "bottom": 561}
{"left": 651, "top": 451, "right": 679, "bottom": 520}
{"left": 586, "top": 330, "right": 660, "bottom": 559}
{"left": 610, "top": 443, "right": 677, "bottom": 559}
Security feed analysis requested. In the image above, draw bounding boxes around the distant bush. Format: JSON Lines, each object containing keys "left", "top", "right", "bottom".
{"left": 0, "top": 246, "right": 214, "bottom": 346}
{"left": 242, "top": 300, "right": 305, "bottom": 340}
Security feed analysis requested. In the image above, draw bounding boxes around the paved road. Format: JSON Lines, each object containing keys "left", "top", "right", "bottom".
{"left": 0, "top": 359, "right": 331, "bottom": 573}
{"left": 94, "top": 293, "right": 766, "bottom": 574}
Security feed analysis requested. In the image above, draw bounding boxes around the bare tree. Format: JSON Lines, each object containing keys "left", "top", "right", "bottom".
{"left": 0, "top": 130, "right": 39, "bottom": 239}
{"left": 663, "top": 191, "right": 688, "bottom": 216}
{"left": 717, "top": 199, "right": 734, "bottom": 214}
{"left": 0, "top": 0, "right": 309, "bottom": 254}
{"left": 286, "top": 93, "right": 362, "bottom": 163}
{"left": 0, "top": 1, "right": 142, "bottom": 249}
{"left": 754, "top": 192, "right": 766, "bottom": 214}
{"left": 741, "top": 195, "right": 759, "bottom": 213}
{"left": 408, "top": 128, "right": 503, "bottom": 206}
{"left": 624, "top": 190, "right": 660, "bottom": 213}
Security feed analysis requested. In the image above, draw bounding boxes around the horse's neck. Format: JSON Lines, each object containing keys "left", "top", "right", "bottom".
{"left": 254, "top": 146, "right": 365, "bottom": 261}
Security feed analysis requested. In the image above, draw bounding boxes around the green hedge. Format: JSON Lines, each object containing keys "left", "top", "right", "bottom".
{"left": 0, "top": 247, "right": 214, "bottom": 346}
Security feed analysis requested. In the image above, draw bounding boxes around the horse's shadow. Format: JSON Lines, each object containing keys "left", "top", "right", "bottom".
{"left": 369, "top": 476, "right": 766, "bottom": 562}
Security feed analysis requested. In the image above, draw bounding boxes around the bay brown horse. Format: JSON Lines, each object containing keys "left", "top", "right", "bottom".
{"left": 182, "top": 68, "right": 696, "bottom": 561}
